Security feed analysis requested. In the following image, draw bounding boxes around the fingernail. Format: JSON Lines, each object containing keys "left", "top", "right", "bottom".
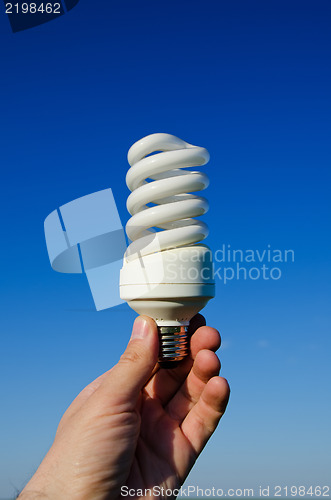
{"left": 131, "top": 316, "right": 150, "bottom": 340}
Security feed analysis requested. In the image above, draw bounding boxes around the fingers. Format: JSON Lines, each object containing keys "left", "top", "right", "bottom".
{"left": 144, "top": 319, "right": 221, "bottom": 406}
{"left": 95, "top": 316, "right": 159, "bottom": 410}
{"left": 181, "top": 376, "right": 230, "bottom": 455}
{"left": 190, "top": 325, "right": 221, "bottom": 358}
{"left": 60, "top": 316, "right": 222, "bottom": 430}
{"left": 165, "top": 349, "right": 221, "bottom": 423}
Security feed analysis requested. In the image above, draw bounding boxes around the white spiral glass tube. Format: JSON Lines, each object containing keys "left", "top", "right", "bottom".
{"left": 120, "top": 133, "right": 215, "bottom": 367}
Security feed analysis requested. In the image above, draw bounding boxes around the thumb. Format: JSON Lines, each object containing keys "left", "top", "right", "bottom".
{"left": 99, "top": 316, "right": 159, "bottom": 408}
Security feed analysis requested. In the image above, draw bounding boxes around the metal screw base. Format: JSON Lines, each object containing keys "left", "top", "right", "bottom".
{"left": 158, "top": 326, "right": 189, "bottom": 368}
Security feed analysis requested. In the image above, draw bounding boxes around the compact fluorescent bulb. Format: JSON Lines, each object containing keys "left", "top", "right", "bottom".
{"left": 120, "top": 133, "right": 215, "bottom": 368}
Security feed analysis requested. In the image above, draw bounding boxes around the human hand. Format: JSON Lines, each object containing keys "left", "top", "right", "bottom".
{"left": 19, "top": 315, "right": 230, "bottom": 500}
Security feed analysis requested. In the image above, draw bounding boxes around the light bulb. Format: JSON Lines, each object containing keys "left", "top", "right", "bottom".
{"left": 120, "top": 133, "right": 215, "bottom": 367}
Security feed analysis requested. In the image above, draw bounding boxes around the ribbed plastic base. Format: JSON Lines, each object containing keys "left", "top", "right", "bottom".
{"left": 158, "top": 325, "right": 189, "bottom": 368}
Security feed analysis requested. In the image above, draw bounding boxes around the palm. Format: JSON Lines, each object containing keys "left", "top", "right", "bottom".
{"left": 127, "top": 397, "right": 193, "bottom": 493}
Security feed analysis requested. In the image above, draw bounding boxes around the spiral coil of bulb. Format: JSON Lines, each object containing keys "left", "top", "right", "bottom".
{"left": 124, "top": 133, "right": 210, "bottom": 261}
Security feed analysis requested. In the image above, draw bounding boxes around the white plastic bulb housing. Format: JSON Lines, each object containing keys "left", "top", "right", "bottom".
{"left": 120, "top": 133, "right": 215, "bottom": 367}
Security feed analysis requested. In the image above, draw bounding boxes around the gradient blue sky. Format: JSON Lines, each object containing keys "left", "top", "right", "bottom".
{"left": 0, "top": 1, "right": 330, "bottom": 498}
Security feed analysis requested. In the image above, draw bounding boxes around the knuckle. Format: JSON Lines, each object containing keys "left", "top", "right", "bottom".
{"left": 120, "top": 345, "right": 144, "bottom": 365}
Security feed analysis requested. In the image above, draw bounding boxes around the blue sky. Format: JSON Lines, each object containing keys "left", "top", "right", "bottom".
{"left": 0, "top": 0, "right": 330, "bottom": 497}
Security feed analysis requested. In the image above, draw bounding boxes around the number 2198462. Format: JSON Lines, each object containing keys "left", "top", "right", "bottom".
{"left": 5, "top": 3, "right": 61, "bottom": 14}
